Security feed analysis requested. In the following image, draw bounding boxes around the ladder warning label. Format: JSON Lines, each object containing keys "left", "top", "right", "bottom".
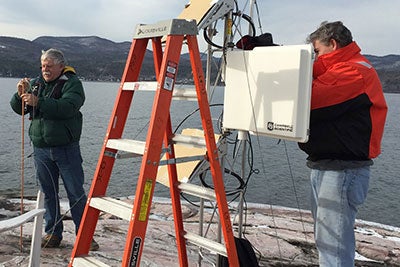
{"left": 163, "top": 61, "right": 177, "bottom": 91}
{"left": 138, "top": 180, "right": 153, "bottom": 221}
{"left": 129, "top": 237, "right": 142, "bottom": 267}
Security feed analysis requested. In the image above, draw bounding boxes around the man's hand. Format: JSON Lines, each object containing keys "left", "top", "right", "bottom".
{"left": 21, "top": 93, "right": 38, "bottom": 107}
{"left": 17, "top": 78, "right": 30, "bottom": 96}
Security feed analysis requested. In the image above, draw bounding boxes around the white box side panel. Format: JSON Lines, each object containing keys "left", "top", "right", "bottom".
{"left": 223, "top": 45, "right": 313, "bottom": 142}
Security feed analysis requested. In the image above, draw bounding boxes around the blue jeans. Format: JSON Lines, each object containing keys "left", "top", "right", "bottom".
{"left": 33, "top": 142, "right": 87, "bottom": 240}
{"left": 310, "top": 167, "right": 370, "bottom": 267}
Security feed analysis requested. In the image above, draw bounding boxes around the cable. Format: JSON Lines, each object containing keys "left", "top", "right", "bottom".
{"left": 172, "top": 104, "right": 256, "bottom": 196}
{"left": 173, "top": 103, "right": 224, "bottom": 134}
{"left": 203, "top": 12, "right": 256, "bottom": 49}
{"left": 283, "top": 140, "right": 313, "bottom": 263}
{"left": 198, "top": 167, "right": 244, "bottom": 196}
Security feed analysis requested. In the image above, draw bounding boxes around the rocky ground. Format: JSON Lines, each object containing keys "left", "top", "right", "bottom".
{"left": 1, "top": 196, "right": 399, "bottom": 267}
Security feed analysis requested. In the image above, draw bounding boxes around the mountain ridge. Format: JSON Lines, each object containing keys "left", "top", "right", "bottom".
{"left": 1, "top": 36, "right": 399, "bottom": 93}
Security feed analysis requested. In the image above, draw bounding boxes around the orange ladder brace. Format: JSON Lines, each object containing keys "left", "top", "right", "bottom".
{"left": 69, "top": 19, "right": 239, "bottom": 267}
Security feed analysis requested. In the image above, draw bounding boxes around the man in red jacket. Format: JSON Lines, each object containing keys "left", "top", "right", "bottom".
{"left": 298, "top": 21, "right": 387, "bottom": 266}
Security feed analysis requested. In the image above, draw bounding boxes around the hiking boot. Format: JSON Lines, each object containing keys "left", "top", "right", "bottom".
{"left": 41, "top": 234, "right": 61, "bottom": 248}
{"left": 90, "top": 239, "right": 99, "bottom": 251}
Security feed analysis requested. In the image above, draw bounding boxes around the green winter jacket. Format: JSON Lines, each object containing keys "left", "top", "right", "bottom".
{"left": 10, "top": 67, "right": 85, "bottom": 147}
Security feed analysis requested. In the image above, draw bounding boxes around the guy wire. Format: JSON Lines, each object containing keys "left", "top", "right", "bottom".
{"left": 283, "top": 140, "right": 313, "bottom": 263}
{"left": 239, "top": 48, "right": 283, "bottom": 264}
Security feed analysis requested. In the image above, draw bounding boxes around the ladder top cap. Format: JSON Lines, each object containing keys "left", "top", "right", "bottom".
{"left": 134, "top": 19, "right": 198, "bottom": 39}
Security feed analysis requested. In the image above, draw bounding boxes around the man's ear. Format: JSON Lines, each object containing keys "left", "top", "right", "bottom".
{"left": 330, "top": 39, "right": 339, "bottom": 51}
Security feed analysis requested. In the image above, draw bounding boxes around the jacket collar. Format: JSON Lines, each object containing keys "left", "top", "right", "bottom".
{"left": 313, "top": 41, "right": 361, "bottom": 78}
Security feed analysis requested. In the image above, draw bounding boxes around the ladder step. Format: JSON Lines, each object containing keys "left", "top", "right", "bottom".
{"left": 89, "top": 197, "right": 133, "bottom": 221}
{"left": 72, "top": 256, "right": 110, "bottom": 267}
{"left": 106, "top": 135, "right": 206, "bottom": 156}
{"left": 178, "top": 182, "right": 216, "bottom": 201}
{"left": 172, "top": 134, "right": 206, "bottom": 148}
{"left": 172, "top": 88, "right": 197, "bottom": 101}
{"left": 184, "top": 232, "right": 227, "bottom": 257}
{"left": 122, "top": 81, "right": 158, "bottom": 91}
{"left": 122, "top": 82, "right": 197, "bottom": 101}
{"left": 106, "top": 139, "right": 145, "bottom": 155}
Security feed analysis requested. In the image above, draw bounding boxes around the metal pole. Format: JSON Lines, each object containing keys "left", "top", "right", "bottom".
{"left": 237, "top": 130, "right": 247, "bottom": 238}
{"left": 20, "top": 99, "right": 25, "bottom": 251}
{"left": 248, "top": 0, "right": 256, "bottom": 35}
{"left": 198, "top": 198, "right": 204, "bottom": 266}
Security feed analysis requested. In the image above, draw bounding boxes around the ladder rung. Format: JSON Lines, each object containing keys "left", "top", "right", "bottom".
{"left": 184, "top": 232, "right": 227, "bottom": 257}
{"left": 172, "top": 134, "right": 206, "bottom": 148}
{"left": 72, "top": 256, "right": 110, "bottom": 267}
{"left": 159, "top": 155, "right": 205, "bottom": 166}
{"left": 106, "top": 139, "right": 145, "bottom": 155}
{"left": 172, "top": 88, "right": 197, "bottom": 101}
{"left": 122, "top": 82, "right": 197, "bottom": 101}
{"left": 178, "top": 182, "right": 216, "bottom": 201}
{"left": 89, "top": 197, "right": 133, "bottom": 221}
{"left": 122, "top": 81, "right": 158, "bottom": 91}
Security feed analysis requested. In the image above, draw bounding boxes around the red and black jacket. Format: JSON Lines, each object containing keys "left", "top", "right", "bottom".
{"left": 299, "top": 42, "right": 387, "bottom": 162}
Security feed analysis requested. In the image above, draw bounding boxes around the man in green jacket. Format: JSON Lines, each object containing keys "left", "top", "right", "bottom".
{"left": 10, "top": 48, "right": 98, "bottom": 250}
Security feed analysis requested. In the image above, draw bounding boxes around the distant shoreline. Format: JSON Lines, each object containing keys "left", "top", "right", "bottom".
{"left": 1, "top": 76, "right": 399, "bottom": 94}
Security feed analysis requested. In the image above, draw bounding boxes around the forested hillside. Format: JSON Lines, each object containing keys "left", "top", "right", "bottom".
{"left": 1, "top": 36, "right": 399, "bottom": 93}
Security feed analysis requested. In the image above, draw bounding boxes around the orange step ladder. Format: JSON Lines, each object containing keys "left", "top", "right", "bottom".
{"left": 69, "top": 19, "right": 239, "bottom": 267}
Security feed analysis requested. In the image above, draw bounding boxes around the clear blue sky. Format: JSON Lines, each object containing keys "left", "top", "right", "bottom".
{"left": 0, "top": 0, "right": 398, "bottom": 56}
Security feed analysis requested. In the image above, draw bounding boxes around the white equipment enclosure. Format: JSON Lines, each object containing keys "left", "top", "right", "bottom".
{"left": 223, "top": 45, "right": 314, "bottom": 142}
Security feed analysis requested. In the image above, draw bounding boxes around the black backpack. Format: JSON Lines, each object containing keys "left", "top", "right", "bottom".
{"left": 219, "top": 237, "right": 260, "bottom": 267}
{"left": 235, "top": 32, "right": 279, "bottom": 50}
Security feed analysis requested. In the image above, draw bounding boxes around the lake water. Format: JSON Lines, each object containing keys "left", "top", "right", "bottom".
{"left": 1, "top": 77, "right": 399, "bottom": 227}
